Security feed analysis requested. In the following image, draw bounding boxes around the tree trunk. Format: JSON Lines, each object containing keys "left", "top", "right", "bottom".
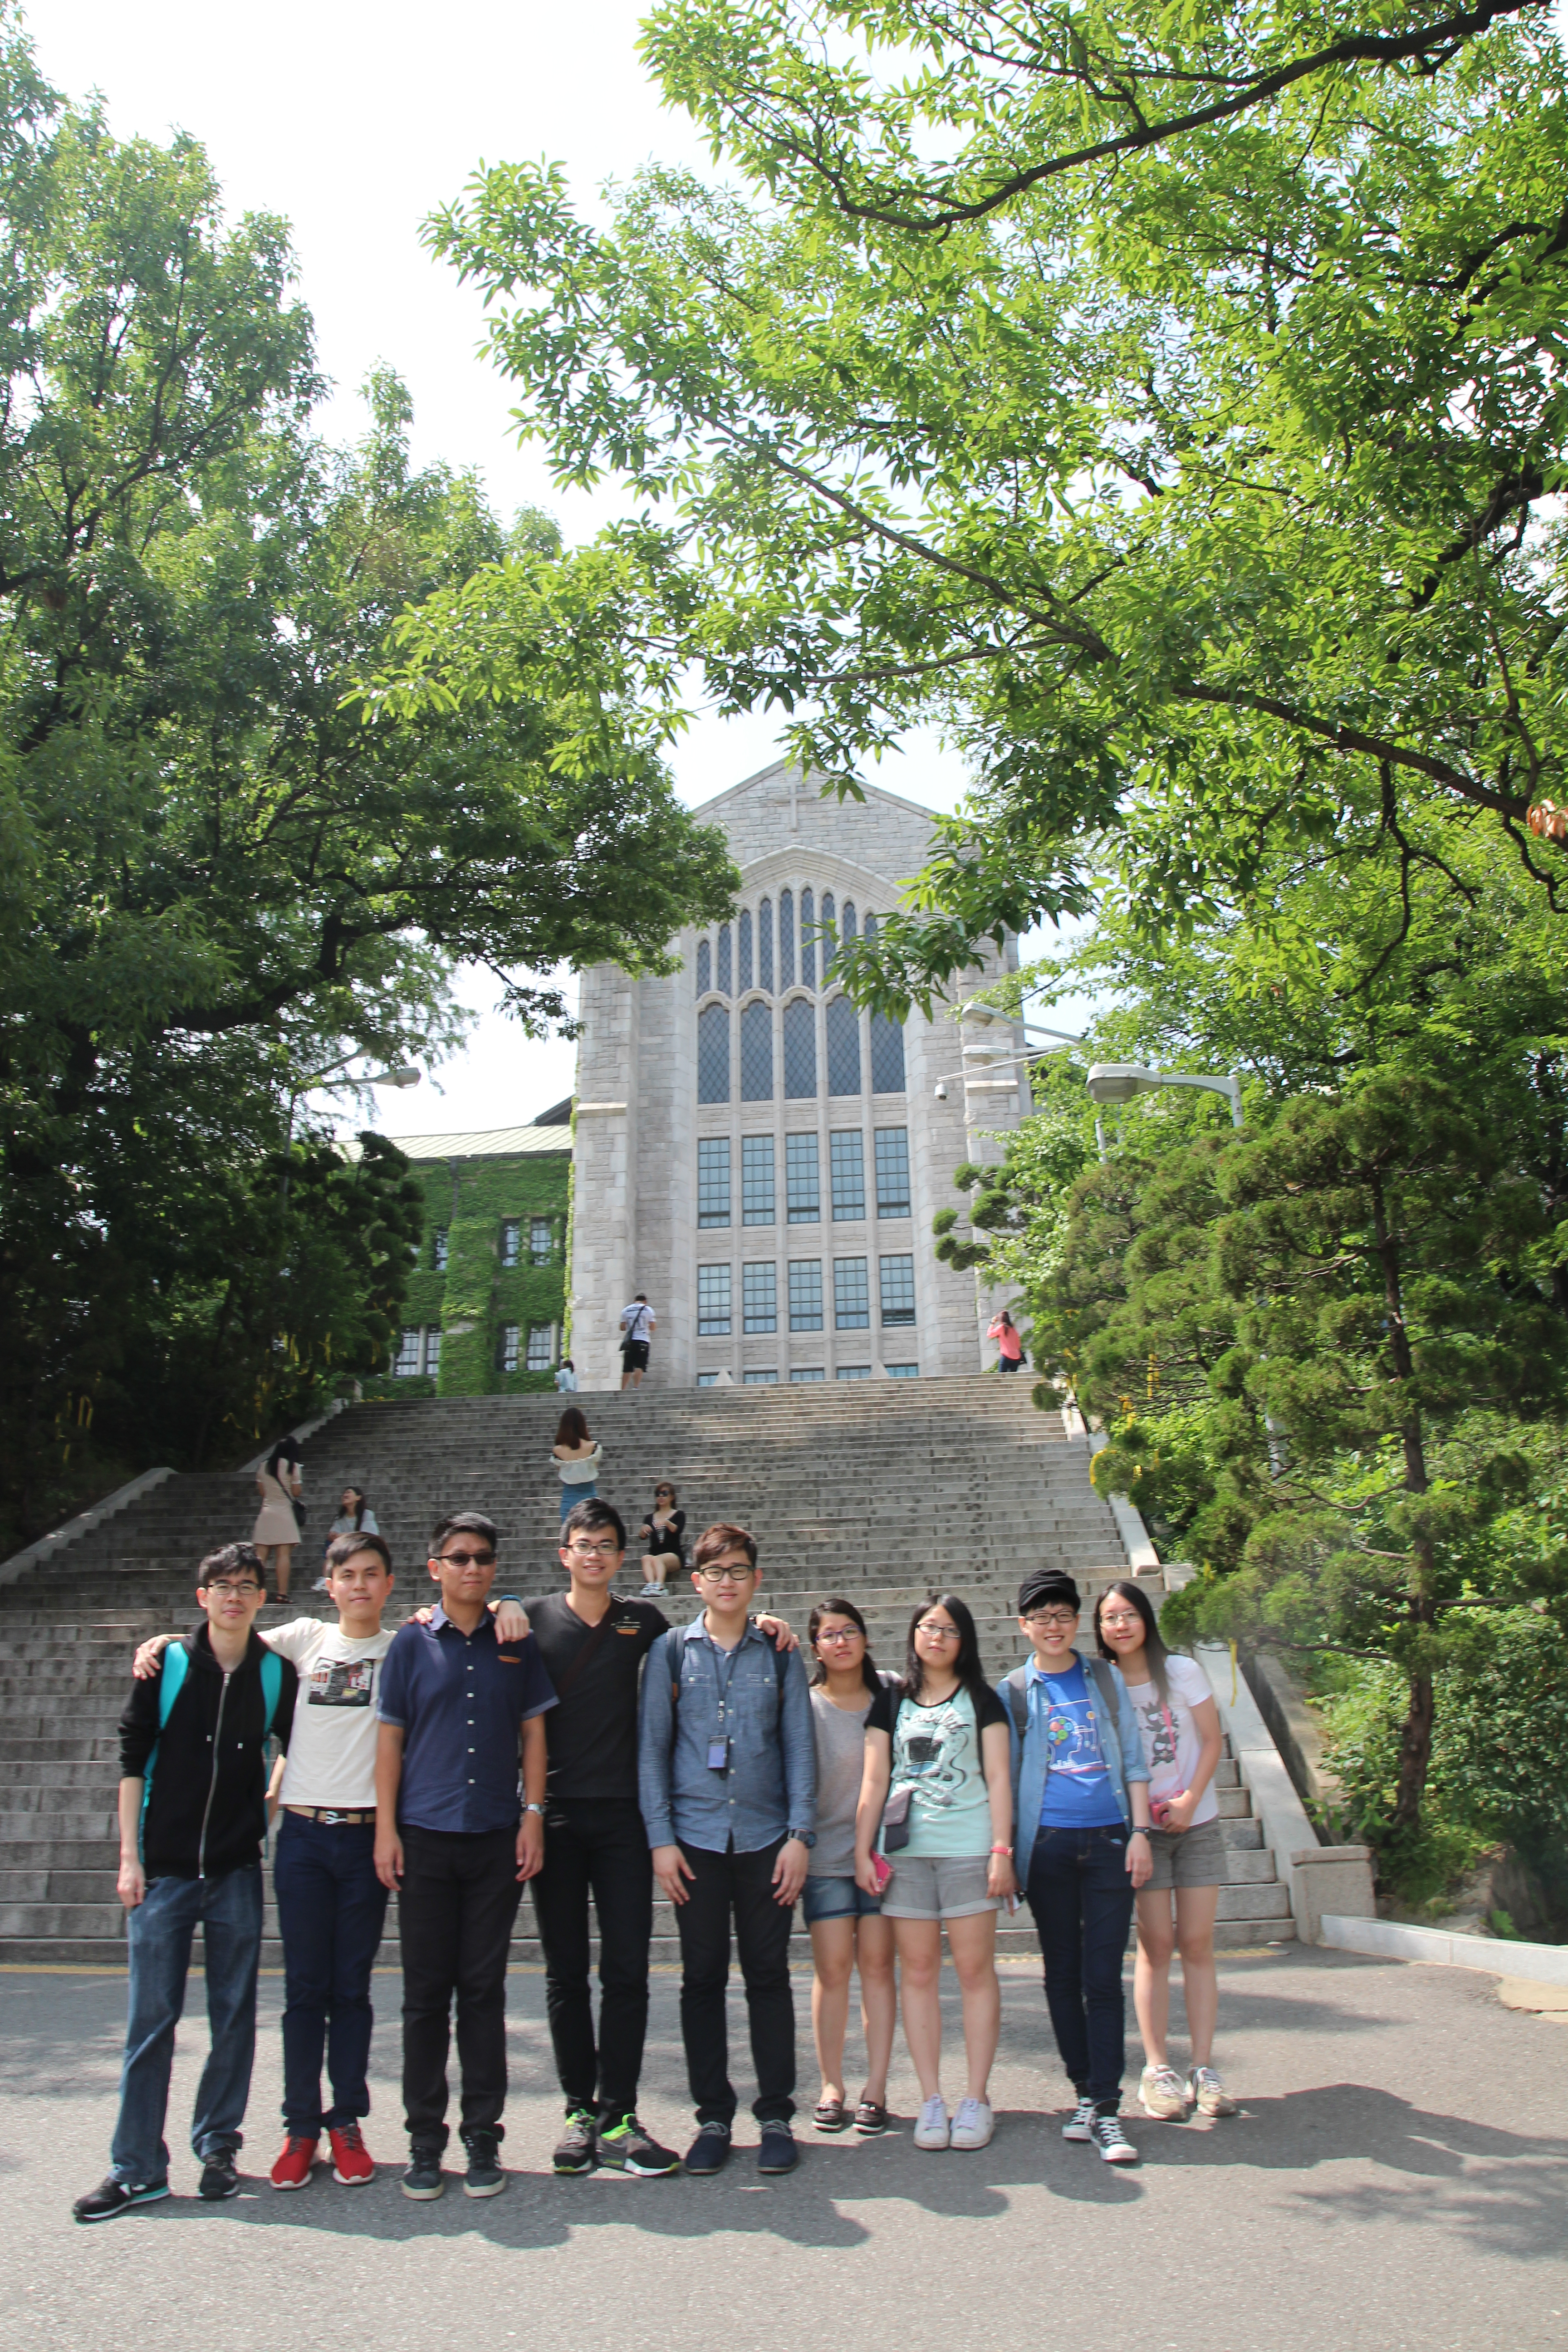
{"left": 1371, "top": 1167, "right": 1437, "bottom": 1834}
{"left": 1392, "top": 1641, "right": 1436, "bottom": 1836}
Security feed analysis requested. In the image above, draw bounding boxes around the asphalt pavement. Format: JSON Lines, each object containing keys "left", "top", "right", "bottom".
{"left": 2, "top": 1947, "right": 1564, "bottom": 2352}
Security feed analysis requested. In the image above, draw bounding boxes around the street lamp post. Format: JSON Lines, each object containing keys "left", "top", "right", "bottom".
{"left": 1084, "top": 1062, "right": 1243, "bottom": 1129}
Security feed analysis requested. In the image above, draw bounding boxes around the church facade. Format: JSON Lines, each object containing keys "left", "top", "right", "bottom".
{"left": 569, "top": 762, "right": 1031, "bottom": 1391}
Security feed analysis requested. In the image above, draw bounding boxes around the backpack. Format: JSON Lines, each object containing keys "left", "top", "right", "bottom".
{"left": 1003, "top": 1654, "right": 1122, "bottom": 1742}
{"left": 660, "top": 1625, "right": 785, "bottom": 1722}
{"left": 139, "top": 1642, "right": 285, "bottom": 1859}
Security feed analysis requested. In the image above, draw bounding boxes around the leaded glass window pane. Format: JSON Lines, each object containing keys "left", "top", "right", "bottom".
{"left": 697, "top": 1137, "right": 731, "bottom": 1227}
{"left": 740, "top": 999, "right": 774, "bottom": 1101}
{"left": 782, "top": 997, "right": 816, "bottom": 1098}
{"left": 525, "top": 1322, "right": 554, "bottom": 1370}
{"left": 788, "top": 1259, "right": 823, "bottom": 1331}
{"left": 742, "top": 1135, "right": 775, "bottom": 1225}
{"left": 738, "top": 906, "right": 753, "bottom": 992}
{"left": 696, "top": 938, "right": 710, "bottom": 995}
{"left": 424, "top": 1328, "right": 441, "bottom": 1377}
{"left": 698, "top": 1004, "right": 730, "bottom": 1102}
{"left": 743, "top": 1262, "right": 778, "bottom": 1333}
{"left": 394, "top": 1328, "right": 421, "bottom": 1376}
{"left": 830, "top": 1130, "right": 866, "bottom": 1221}
{"left": 833, "top": 1256, "right": 870, "bottom": 1329}
{"left": 779, "top": 889, "right": 795, "bottom": 987}
{"left": 759, "top": 898, "right": 773, "bottom": 990}
{"left": 697, "top": 1264, "right": 731, "bottom": 1335}
{"left": 433, "top": 1227, "right": 449, "bottom": 1271}
{"left": 820, "top": 891, "right": 835, "bottom": 980}
{"left": 825, "top": 995, "right": 861, "bottom": 1095}
{"left": 498, "top": 1324, "right": 520, "bottom": 1374}
{"left": 870, "top": 1010, "right": 906, "bottom": 1093}
{"left": 500, "top": 1220, "right": 520, "bottom": 1266}
{"left": 529, "top": 1215, "right": 554, "bottom": 1264}
{"left": 875, "top": 1127, "right": 911, "bottom": 1217}
{"left": 879, "top": 1253, "right": 917, "bottom": 1325}
{"left": 717, "top": 924, "right": 732, "bottom": 995}
{"left": 843, "top": 902, "right": 857, "bottom": 942}
{"left": 785, "top": 1132, "right": 820, "bottom": 1223}
{"left": 800, "top": 887, "right": 816, "bottom": 988}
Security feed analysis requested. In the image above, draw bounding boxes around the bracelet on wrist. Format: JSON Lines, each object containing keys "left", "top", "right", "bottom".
{"left": 990, "top": 1843, "right": 1013, "bottom": 1856}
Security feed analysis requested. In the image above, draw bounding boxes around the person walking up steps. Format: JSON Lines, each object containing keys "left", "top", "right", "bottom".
{"left": 129, "top": 1533, "right": 399, "bottom": 2191}
{"left": 638, "top": 1524, "right": 816, "bottom": 2178}
{"left": 1003, "top": 1571, "right": 1153, "bottom": 2166}
{"left": 988, "top": 1310, "right": 1026, "bottom": 1373}
{"left": 804, "top": 1599, "right": 895, "bottom": 2137}
{"left": 73, "top": 1545, "right": 297, "bottom": 2222}
{"left": 619, "top": 1294, "right": 656, "bottom": 1390}
{"left": 1094, "top": 1580, "right": 1238, "bottom": 2123}
{"left": 375, "top": 1513, "right": 555, "bottom": 2202}
{"left": 855, "top": 1594, "right": 1014, "bottom": 2154}
{"left": 253, "top": 1435, "right": 304, "bottom": 1604}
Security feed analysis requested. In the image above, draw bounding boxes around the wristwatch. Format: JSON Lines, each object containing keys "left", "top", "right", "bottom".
{"left": 788, "top": 1828, "right": 817, "bottom": 1849}
{"left": 523, "top": 1802, "right": 546, "bottom": 1818}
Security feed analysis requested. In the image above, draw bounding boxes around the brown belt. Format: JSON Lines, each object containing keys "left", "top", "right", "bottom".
{"left": 284, "top": 1805, "right": 377, "bottom": 1826}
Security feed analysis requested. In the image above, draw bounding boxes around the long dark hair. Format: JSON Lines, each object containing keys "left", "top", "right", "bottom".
{"left": 1093, "top": 1578, "right": 1172, "bottom": 1704}
{"left": 341, "top": 1485, "right": 370, "bottom": 1530}
{"left": 555, "top": 1406, "right": 590, "bottom": 1446}
{"left": 808, "top": 1596, "right": 881, "bottom": 1695}
{"left": 266, "top": 1436, "right": 301, "bottom": 1479}
{"left": 903, "top": 1592, "right": 989, "bottom": 1710}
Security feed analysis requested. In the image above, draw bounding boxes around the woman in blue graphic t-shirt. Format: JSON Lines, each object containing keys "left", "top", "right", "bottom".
{"left": 1001, "top": 1570, "right": 1153, "bottom": 2167}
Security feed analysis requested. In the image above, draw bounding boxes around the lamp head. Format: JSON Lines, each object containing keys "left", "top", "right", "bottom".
{"left": 1084, "top": 1062, "right": 1155, "bottom": 1105}
{"left": 934, "top": 1080, "right": 949, "bottom": 1102}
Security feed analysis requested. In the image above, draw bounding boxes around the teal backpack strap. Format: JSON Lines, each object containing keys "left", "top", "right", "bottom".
{"left": 260, "top": 1647, "right": 283, "bottom": 1736}
{"left": 139, "top": 1643, "right": 191, "bottom": 1859}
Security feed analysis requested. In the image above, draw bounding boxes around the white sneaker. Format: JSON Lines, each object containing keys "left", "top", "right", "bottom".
{"left": 913, "top": 2096, "right": 950, "bottom": 2150}
{"left": 1061, "top": 2096, "right": 1096, "bottom": 2141}
{"left": 949, "top": 2098, "right": 994, "bottom": 2151}
{"left": 1139, "top": 2063, "right": 1191, "bottom": 2120}
{"left": 1189, "top": 2065, "right": 1238, "bottom": 2118}
{"left": 1089, "top": 2109, "right": 1139, "bottom": 2165}
{"left": 639, "top": 1583, "right": 662, "bottom": 1597}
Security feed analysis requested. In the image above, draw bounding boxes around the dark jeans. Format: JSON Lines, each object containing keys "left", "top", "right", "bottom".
{"left": 111, "top": 1865, "right": 263, "bottom": 2184}
{"left": 397, "top": 1824, "right": 523, "bottom": 2148}
{"left": 676, "top": 1838, "right": 796, "bottom": 2127}
{"left": 1027, "top": 1824, "right": 1136, "bottom": 2108}
{"left": 273, "top": 1814, "right": 389, "bottom": 2136}
{"left": 531, "top": 1800, "right": 653, "bottom": 2122}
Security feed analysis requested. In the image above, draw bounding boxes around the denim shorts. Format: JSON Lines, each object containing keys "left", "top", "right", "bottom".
{"left": 1142, "top": 1815, "right": 1227, "bottom": 1891}
{"left": 801, "top": 1874, "right": 883, "bottom": 1925}
{"left": 880, "top": 1854, "right": 999, "bottom": 1921}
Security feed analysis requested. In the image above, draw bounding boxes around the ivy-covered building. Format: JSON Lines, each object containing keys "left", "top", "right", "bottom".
{"left": 363, "top": 1108, "right": 573, "bottom": 1397}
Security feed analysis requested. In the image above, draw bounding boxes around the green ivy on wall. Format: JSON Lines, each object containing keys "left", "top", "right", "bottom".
{"left": 380, "top": 1146, "right": 571, "bottom": 1401}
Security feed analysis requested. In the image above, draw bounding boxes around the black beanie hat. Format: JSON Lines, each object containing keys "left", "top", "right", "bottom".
{"left": 1018, "top": 1570, "right": 1081, "bottom": 1617}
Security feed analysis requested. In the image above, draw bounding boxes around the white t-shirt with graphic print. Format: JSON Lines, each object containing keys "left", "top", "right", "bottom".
{"left": 266, "top": 1618, "right": 395, "bottom": 1809}
{"left": 1122, "top": 1652, "right": 1220, "bottom": 1827}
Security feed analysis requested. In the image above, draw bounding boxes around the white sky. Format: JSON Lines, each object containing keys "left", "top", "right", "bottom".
{"left": 28, "top": 0, "right": 1085, "bottom": 1132}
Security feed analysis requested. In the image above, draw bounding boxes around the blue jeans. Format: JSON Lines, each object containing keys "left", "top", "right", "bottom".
{"left": 111, "top": 1865, "right": 263, "bottom": 2184}
{"left": 559, "top": 1482, "right": 597, "bottom": 1521}
{"left": 1027, "top": 1825, "right": 1135, "bottom": 2108}
{"left": 273, "top": 1814, "right": 389, "bottom": 2136}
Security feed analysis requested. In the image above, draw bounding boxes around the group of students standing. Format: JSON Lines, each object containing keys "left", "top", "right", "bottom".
{"left": 73, "top": 1499, "right": 1234, "bottom": 2222}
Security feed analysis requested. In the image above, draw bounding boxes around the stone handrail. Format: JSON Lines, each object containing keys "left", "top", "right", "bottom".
{"left": 0, "top": 1467, "right": 176, "bottom": 1591}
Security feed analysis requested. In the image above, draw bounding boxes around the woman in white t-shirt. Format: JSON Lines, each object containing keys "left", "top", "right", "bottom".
{"left": 1094, "top": 1581, "right": 1237, "bottom": 2122}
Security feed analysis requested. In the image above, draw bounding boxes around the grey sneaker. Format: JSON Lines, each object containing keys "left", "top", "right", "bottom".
{"left": 400, "top": 2143, "right": 445, "bottom": 2200}
{"left": 461, "top": 2129, "right": 506, "bottom": 2197}
{"left": 1089, "top": 2109, "right": 1139, "bottom": 2165}
{"left": 1139, "top": 2063, "right": 1191, "bottom": 2120}
{"left": 1061, "top": 2095, "right": 1096, "bottom": 2141}
{"left": 1189, "top": 2065, "right": 1239, "bottom": 2118}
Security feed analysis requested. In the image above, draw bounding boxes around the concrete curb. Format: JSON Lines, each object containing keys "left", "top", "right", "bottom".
{"left": 235, "top": 1396, "right": 354, "bottom": 1475}
{"left": 1320, "top": 1913, "right": 1568, "bottom": 1984}
{"left": 0, "top": 1468, "right": 175, "bottom": 1591}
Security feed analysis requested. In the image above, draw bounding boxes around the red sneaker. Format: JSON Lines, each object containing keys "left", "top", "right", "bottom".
{"left": 328, "top": 2123, "right": 375, "bottom": 2185}
{"left": 270, "top": 2136, "right": 318, "bottom": 2190}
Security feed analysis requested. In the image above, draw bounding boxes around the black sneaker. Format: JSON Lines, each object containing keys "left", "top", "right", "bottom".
{"left": 597, "top": 2114, "right": 681, "bottom": 2176}
{"left": 758, "top": 2122, "right": 798, "bottom": 2175}
{"left": 461, "top": 2129, "right": 506, "bottom": 2199}
{"left": 553, "top": 2108, "right": 599, "bottom": 2176}
{"left": 400, "top": 2144, "right": 445, "bottom": 2200}
{"left": 72, "top": 2175, "right": 170, "bottom": 2225}
{"left": 197, "top": 2150, "right": 241, "bottom": 2202}
{"left": 683, "top": 2120, "right": 731, "bottom": 2176}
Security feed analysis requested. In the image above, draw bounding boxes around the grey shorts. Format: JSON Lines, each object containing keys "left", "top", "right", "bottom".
{"left": 1142, "top": 1815, "right": 1226, "bottom": 1891}
{"left": 880, "top": 1853, "right": 1000, "bottom": 1921}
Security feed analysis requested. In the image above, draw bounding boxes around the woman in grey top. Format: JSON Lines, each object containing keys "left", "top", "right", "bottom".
{"left": 804, "top": 1597, "right": 895, "bottom": 2135}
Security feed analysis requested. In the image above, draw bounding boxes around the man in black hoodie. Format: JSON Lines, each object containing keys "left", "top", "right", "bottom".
{"left": 73, "top": 1544, "right": 298, "bottom": 2223}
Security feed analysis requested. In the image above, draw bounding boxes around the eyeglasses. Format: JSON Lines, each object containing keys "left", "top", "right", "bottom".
{"left": 438, "top": 1549, "right": 496, "bottom": 1568}
{"left": 1099, "top": 1611, "right": 1142, "bottom": 1629}
{"left": 816, "top": 1627, "right": 864, "bottom": 1645}
{"left": 655, "top": 1489, "right": 674, "bottom": 1499}
{"left": 916, "top": 1622, "right": 961, "bottom": 1642}
{"left": 206, "top": 1582, "right": 263, "bottom": 1597}
{"left": 1025, "top": 1609, "right": 1079, "bottom": 1629}
{"left": 696, "top": 1564, "right": 755, "bottom": 1583}
{"left": 566, "top": 1540, "right": 621, "bottom": 1559}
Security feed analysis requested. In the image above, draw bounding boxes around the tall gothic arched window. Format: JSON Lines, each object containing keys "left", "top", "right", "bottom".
{"left": 740, "top": 999, "right": 773, "bottom": 1100}
{"left": 698, "top": 1003, "right": 730, "bottom": 1102}
{"left": 738, "top": 907, "right": 753, "bottom": 992}
{"left": 800, "top": 888, "right": 816, "bottom": 988}
{"left": 717, "top": 923, "right": 733, "bottom": 995}
{"left": 843, "top": 902, "right": 858, "bottom": 943}
{"left": 779, "top": 889, "right": 795, "bottom": 988}
{"left": 820, "top": 892, "right": 836, "bottom": 980}
{"left": 696, "top": 938, "right": 711, "bottom": 995}
{"left": 825, "top": 994, "right": 861, "bottom": 1095}
{"left": 759, "top": 898, "right": 774, "bottom": 991}
{"left": 782, "top": 997, "right": 816, "bottom": 1098}
{"left": 870, "top": 1009, "right": 906, "bottom": 1093}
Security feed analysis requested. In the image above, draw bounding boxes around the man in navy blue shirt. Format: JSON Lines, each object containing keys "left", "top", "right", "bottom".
{"left": 375, "top": 1512, "right": 555, "bottom": 2201}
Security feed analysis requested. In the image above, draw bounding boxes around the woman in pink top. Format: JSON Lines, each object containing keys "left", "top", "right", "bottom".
{"left": 988, "top": 1310, "right": 1025, "bottom": 1372}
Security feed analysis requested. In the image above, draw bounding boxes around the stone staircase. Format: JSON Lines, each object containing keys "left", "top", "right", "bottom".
{"left": 0, "top": 1377, "right": 1295, "bottom": 1961}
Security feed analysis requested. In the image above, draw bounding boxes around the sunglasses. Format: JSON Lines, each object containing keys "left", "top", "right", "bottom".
{"left": 437, "top": 1549, "right": 495, "bottom": 1568}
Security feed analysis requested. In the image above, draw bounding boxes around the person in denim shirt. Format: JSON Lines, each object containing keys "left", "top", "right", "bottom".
{"left": 1000, "top": 1570, "right": 1152, "bottom": 2167}
{"left": 638, "top": 1522, "right": 815, "bottom": 2177}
